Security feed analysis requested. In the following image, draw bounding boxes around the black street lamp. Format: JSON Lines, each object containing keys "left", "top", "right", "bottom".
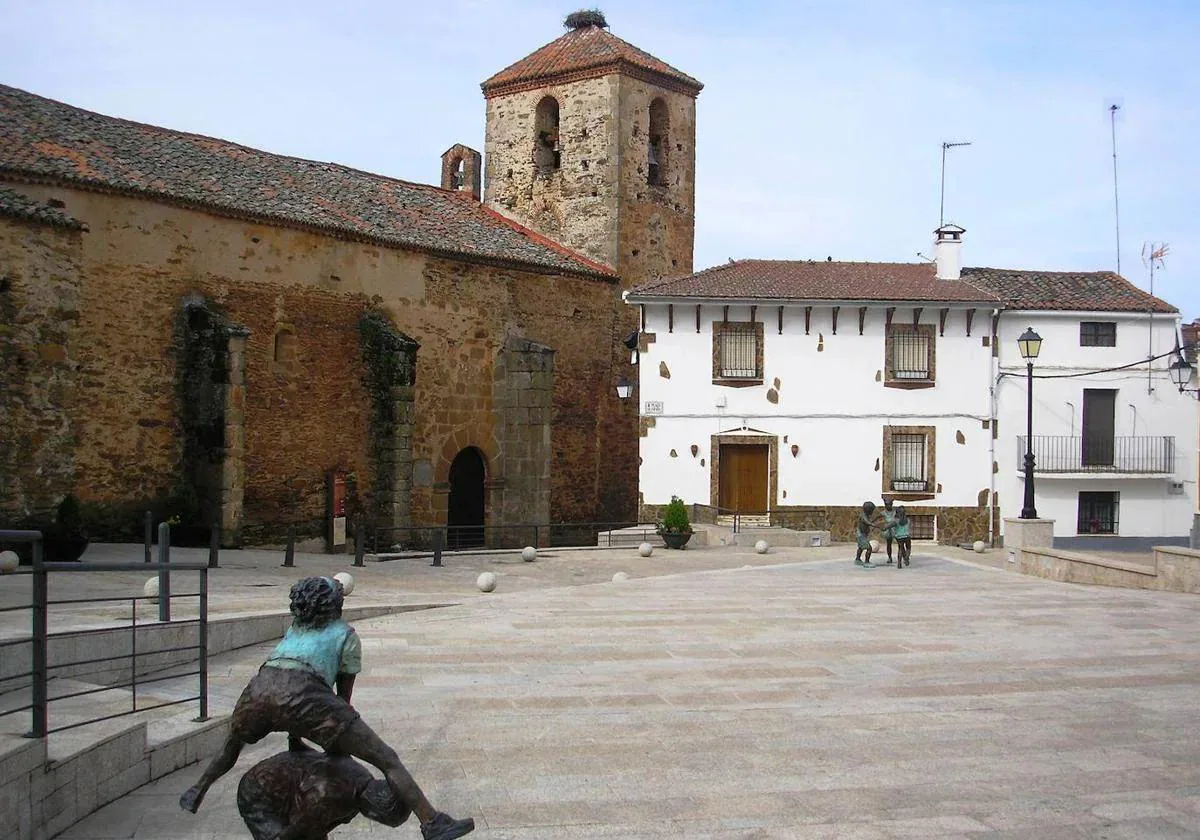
{"left": 1169, "top": 354, "right": 1194, "bottom": 393}
{"left": 1018, "top": 327, "right": 1043, "bottom": 519}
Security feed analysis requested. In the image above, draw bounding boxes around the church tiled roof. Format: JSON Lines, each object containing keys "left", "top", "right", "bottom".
{"left": 0, "top": 184, "right": 86, "bottom": 229}
{"left": 482, "top": 23, "right": 703, "bottom": 98}
{"left": 961, "top": 267, "right": 1177, "bottom": 313}
{"left": 0, "top": 84, "right": 615, "bottom": 280}
{"left": 626, "top": 260, "right": 998, "bottom": 304}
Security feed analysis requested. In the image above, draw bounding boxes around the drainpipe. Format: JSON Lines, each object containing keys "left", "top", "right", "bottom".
{"left": 988, "top": 308, "right": 1000, "bottom": 546}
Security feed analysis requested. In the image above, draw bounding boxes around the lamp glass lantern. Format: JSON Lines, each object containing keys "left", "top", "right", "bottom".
{"left": 615, "top": 377, "right": 633, "bottom": 400}
{"left": 1169, "top": 355, "right": 1193, "bottom": 392}
{"left": 1017, "top": 327, "right": 1043, "bottom": 361}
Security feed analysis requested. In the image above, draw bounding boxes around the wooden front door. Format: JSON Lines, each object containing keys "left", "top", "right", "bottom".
{"left": 718, "top": 444, "right": 769, "bottom": 514}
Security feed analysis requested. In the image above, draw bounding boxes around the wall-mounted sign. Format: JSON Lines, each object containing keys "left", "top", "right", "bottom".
{"left": 328, "top": 470, "right": 348, "bottom": 550}
{"left": 643, "top": 400, "right": 664, "bottom": 416}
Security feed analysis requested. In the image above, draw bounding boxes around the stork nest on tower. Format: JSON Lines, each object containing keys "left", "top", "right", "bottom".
{"left": 564, "top": 9, "right": 608, "bottom": 29}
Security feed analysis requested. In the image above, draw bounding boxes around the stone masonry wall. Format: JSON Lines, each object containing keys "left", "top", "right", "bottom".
{"left": 0, "top": 182, "right": 636, "bottom": 539}
{"left": 0, "top": 216, "right": 83, "bottom": 521}
{"left": 484, "top": 75, "right": 622, "bottom": 270}
{"left": 616, "top": 75, "right": 697, "bottom": 285}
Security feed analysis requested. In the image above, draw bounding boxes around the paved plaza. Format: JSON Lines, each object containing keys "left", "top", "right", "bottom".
{"left": 38, "top": 546, "right": 1200, "bottom": 838}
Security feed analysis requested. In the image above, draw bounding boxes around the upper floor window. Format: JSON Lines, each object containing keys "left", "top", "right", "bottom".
{"left": 1080, "top": 321, "right": 1116, "bottom": 347}
{"left": 534, "top": 96, "right": 561, "bottom": 175}
{"left": 885, "top": 324, "right": 935, "bottom": 387}
{"left": 648, "top": 98, "right": 669, "bottom": 186}
{"left": 712, "top": 321, "right": 763, "bottom": 385}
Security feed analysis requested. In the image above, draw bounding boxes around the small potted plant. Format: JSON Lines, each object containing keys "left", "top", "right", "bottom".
{"left": 43, "top": 494, "right": 90, "bottom": 562}
{"left": 657, "top": 495, "right": 694, "bottom": 549}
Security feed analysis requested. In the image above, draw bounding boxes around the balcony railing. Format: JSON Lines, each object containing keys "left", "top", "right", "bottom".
{"left": 1016, "top": 435, "right": 1175, "bottom": 474}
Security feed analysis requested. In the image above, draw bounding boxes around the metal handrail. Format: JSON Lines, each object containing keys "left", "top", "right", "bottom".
{"left": 1016, "top": 435, "right": 1175, "bottom": 474}
{"left": 0, "top": 527, "right": 209, "bottom": 738}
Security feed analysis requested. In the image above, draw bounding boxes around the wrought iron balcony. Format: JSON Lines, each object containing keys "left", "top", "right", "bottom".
{"left": 1016, "top": 435, "right": 1175, "bottom": 474}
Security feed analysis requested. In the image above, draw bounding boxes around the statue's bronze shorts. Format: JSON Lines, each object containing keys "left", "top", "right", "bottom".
{"left": 230, "top": 665, "right": 360, "bottom": 749}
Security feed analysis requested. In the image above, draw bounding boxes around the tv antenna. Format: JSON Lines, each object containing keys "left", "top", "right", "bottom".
{"left": 1141, "top": 242, "right": 1169, "bottom": 393}
{"left": 1106, "top": 99, "right": 1124, "bottom": 274}
{"left": 939, "top": 141, "right": 972, "bottom": 227}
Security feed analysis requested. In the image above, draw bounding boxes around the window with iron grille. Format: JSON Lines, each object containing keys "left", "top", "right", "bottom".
{"left": 1080, "top": 321, "right": 1117, "bottom": 347}
{"left": 906, "top": 513, "right": 935, "bottom": 540}
{"left": 891, "top": 433, "right": 927, "bottom": 491}
{"left": 1077, "top": 492, "right": 1119, "bottom": 534}
{"left": 886, "top": 325, "right": 933, "bottom": 382}
{"left": 717, "top": 323, "right": 759, "bottom": 379}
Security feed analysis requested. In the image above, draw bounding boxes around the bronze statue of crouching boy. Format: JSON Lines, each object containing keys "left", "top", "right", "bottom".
{"left": 181, "top": 575, "right": 473, "bottom": 840}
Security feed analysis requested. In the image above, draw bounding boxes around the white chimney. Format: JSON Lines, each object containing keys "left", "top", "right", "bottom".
{"left": 934, "top": 223, "right": 965, "bottom": 280}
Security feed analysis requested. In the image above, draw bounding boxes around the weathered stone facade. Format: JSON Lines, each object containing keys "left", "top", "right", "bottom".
{"left": 0, "top": 215, "right": 84, "bottom": 520}
{"left": 483, "top": 74, "right": 697, "bottom": 287}
{"left": 0, "top": 182, "right": 635, "bottom": 542}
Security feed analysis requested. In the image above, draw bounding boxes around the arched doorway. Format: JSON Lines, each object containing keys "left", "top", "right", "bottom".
{"left": 447, "top": 447, "right": 486, "bottom": 549}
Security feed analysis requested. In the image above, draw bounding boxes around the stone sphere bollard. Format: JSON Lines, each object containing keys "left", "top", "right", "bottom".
{"left": 638, "top": 542, "right": 653, "bottom": 557}
{"left": 476, "top": 572, "right": 497, "bottom": 593}
{"left": 333, "top": 572, "right": 355, "bottom": 596}
{"left": 612, "top": 571, "right": 630, "bottom": 582}
{"left": 521, "top": 546, "right": 537, "bottom": 563}
{"left": 754, "top": 540, "right": 769, "bottom": 554}
{"left": 143, "top": 577, "right": 159, "bottom": 602}
{"left": 972, "top": 540, "right": 987, "bottom": 553}
{"left": 0, "top": 550, "right": 18, "bottom": 574}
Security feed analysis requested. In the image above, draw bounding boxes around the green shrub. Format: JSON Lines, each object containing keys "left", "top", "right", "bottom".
{"left": 659, "top": 496, "right": 691, "bottom": 533}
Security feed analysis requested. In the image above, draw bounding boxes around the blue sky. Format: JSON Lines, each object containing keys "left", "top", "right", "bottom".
{"left": 3, "top": 0, "right": 1197, "bottom": 319}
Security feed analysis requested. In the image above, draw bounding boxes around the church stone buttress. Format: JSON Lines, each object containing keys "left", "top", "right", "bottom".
{"left": 481, "top": 12, "right": 702, "bottom": 289}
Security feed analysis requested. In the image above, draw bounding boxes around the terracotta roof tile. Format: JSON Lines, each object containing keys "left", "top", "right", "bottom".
{"left": 0, "top": 85, "right": 615, "bottom": 280}
{"left": 0, "top": 184, "right": 86, "bottom": 229}
{"left": 961, "top": 267, "right": 1176, "bottom": 314}
{"left": 482, "top": 24, "right": 702, "bottom": 98}
{"left": 626, "top": 260, "right": 997, "bottom": 303}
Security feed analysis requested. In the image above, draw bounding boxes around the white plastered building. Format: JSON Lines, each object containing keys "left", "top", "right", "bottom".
{"left": 626, "top": 226, "right": 1196, "bottom": 547}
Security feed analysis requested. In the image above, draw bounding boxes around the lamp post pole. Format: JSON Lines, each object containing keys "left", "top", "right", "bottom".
{"left": 1020, "top": 358, "right": 1038, "bottom": 519}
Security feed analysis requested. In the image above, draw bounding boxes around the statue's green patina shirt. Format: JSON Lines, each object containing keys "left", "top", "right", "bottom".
{"left": 264, "top": 619, "right": 362, "bottom": 688}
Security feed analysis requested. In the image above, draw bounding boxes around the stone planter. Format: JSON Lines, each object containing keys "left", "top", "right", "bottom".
{"left": 660, "top": 530, "right": 693, "bottom": 550}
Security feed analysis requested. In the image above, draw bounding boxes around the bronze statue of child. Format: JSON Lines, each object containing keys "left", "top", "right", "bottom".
{"left": 889, "top": 505, "right": 912, "bottom": 568}
{"left": 237, "top": 743, "right": 410, "bottom": 840}
{"left": 181, "top": 576, "right": 473, "bottom": 840}
{"left": 854, "top": 501, "right": 878, "bottom": 567}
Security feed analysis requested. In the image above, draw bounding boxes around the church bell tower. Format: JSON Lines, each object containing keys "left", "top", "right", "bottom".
{"left": 480, "top": 10, "right": 702, "bottom": 288}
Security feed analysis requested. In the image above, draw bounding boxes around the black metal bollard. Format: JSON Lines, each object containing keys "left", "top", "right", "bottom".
{"left": 282, "top": 527, "right": 295, "bottom": 568}
{"left": 431, "top": 527, "right": 444, "bottom": 567}
{"left": 157, "top": 522, "right": 171, "bottom": 622}
{"left": 353, "top": 522, "right": 364, "bottom": 568}
{"left": 208, "top": 525, "right": 220, "bottom": 569}
{"left": 144, "top": 510, "right": 153, "bottom": 563}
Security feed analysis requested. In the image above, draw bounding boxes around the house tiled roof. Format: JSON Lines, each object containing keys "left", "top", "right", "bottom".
{"left": 626, "top": 260, "right": 998, "bottom": 304}
{"left": 0, "top": 184, "right": 86, "bottom": 229}
{"left": 1181, "top": 320, "right": 1198, "bottom": 364}
{"left": 482, "top": 23, "right": 703, "bottom": 98}
{"left": 961, "top": 267, "right": 1177, "bottom": 314}
{"left": 0, "top": 85, "right": 615, "bottom": 280}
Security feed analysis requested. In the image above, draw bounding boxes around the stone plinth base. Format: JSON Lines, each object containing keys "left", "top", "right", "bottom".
{"left": 1003, "top": 517, "right": 1054, "bottom": 563}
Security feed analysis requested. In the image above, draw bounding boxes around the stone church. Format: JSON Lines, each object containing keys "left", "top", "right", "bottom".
{"left": 0, "top": 12, "right": 701, "bottom": 547}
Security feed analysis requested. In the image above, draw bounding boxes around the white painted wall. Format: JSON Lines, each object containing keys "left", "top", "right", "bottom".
{"left": 635, "top": 301, "right": 995, "bottom": 514}
{"left": 633, "top": 300, "right": 1197, "bottom": 542}
{"left": 995, "top": 311, "right": 1196, "bottom": 539}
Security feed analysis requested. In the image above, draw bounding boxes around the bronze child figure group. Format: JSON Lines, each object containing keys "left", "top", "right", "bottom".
{"left": 854, "top": 499, "right": 912, "bottom": 569}
{"left": 181, "top": 575, "right": 474, "bottom": 840}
